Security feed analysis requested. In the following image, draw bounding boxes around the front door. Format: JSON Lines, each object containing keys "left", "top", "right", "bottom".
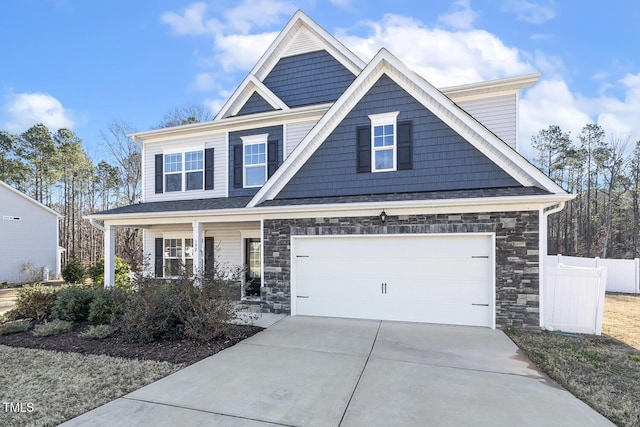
{"left": 245, "top": 238, "right": 261, "bottom": 297}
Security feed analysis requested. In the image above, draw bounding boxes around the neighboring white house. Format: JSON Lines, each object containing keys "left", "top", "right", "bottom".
{"left": 0, "top": 180, "right": 62, "bottom": 283}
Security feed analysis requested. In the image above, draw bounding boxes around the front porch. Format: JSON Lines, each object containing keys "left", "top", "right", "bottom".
{"left": 101, "top": 219, "right": 263, "bottom": 303}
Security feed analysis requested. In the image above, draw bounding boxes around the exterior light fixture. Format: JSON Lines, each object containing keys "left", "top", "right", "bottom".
{"left": 380, "top": 210, "right": 387, "bottom": 224}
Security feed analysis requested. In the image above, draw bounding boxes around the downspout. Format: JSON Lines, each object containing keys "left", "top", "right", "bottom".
{"left": 539, "top": 202, "right": 566, "bottom": 328}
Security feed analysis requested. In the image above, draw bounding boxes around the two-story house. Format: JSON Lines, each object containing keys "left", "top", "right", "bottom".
{"left": 88, "top": 11, "right": 573, "bottom": 330}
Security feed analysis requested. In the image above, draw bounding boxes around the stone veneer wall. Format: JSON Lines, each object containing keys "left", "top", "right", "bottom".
{"left": 262, "top": 211, "right": 540, "bottom": 329}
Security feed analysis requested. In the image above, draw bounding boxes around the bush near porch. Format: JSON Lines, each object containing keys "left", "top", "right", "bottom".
{"left": 3, "top": 263, "right": 243, "bottom": 343}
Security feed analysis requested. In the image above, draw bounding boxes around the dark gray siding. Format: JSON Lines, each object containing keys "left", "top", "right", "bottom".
{"left": 236, "top": 92, "right": 277, "bottom": 116}
{"left": 229, "top": 125, "right": 283, "bottom": 197}
{"left": 276, "top": 74, "right": 520, "bottom": 199}
{"left": 262, "top": 50, "right": 356, "bottom": 108}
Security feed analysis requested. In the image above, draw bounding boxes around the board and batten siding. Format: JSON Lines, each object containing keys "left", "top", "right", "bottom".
{"left": 142, "top": 222, "right": 258, "bottom": 278}
{"left": 143, "top": 133, "right": 227, "bottom": 202}
{"left": 0, "top": 185, "right": 58, "bottom": 282}
{"left": 285, "top": 119, "right": 318, "bottom": 157}
{"left": 456, "top": 94, "right": 517, "bottom": 150}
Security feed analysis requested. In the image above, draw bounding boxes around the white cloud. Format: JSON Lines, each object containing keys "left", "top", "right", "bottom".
{"left": 519, "top": 80, "right": 592, "bottom": 155}
{"left": 338, "top": 14, "right": 534, "bottom": 87}
{"left": 162, "top": 0, "right": 293, "bottom": 94}
{"left": 519, "top": 74, "right": 640, "bottom": 157}
{"left": 193, "top": 72, "right": 218, "bottom": 91}
{"left": 161, "top": 2, "right": 219, "bottom": 36}
{"left": 595, "top": 73, "right": 640, "bottom": 139}
{"left": 502, "top": 0, "right": 555, "bottom": 24}
{"left": 3, "top": 92, "right": 74, "bottom": 133}
{"left": 438, "top": 0, "right": 479, "bottom": 30}
{"left": 161, "top": 0, "right": 294, "bottom": 36}
{"left": 223, "top": 0, "right": 296, "bottom": 34}
{"left": 214, "top": 32, "right": 279, "bottom": 72}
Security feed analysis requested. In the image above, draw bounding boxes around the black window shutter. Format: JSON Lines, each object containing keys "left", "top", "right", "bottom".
{"left": 356, "top": 126, "right": 371, "bottom": 173}
{"left": 154, "top": 238, "right": 163, "bottom": 277}
{"left": 204, "top": 148, "right": 214, "bottom": 190}
{"left": 267, "top": 140, "right": 278, "bottom": 178}
{"left": 397, "top": 121, "right": 413, "bottom": 170}
{"left": 155, "top": 154, "right": 163, "bottom": 193}
{"left": 204, "top": 237, "right": 215, "bottom": 275}
{"left": 233, "top": 145, "right": 243, "bottom": 188}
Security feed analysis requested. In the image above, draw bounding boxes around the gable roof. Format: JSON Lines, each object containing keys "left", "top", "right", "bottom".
{"left": 0, "top": 180, "right": 62, "bottom": 218}
{"left": 215, "top": 10, "right": 365, "bottom": 120}
{"left": 248, "top": 48, "right": 567, "bottom": 207}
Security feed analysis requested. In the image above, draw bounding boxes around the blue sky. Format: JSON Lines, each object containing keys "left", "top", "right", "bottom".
{"left": 1, "top": 0, "right": 639, "bottom": 161}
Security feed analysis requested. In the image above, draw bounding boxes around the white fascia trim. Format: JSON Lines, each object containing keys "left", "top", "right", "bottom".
{"left": 86, "top": 193, "right": 575, "bottom": 225}
{"left": 249, "top": 49, "right": 562, "bottom": 207}
{"left": 250, "top": 77, "right": 289, "bottom": 111}
{"left": 0, "top": 180, "right": 62, "bottom": 218}
{"left": 218, "top": 76, "right": 289, "bottom": 120}
{"left": 440, "top": 73, "right": 541, "bottom": 100}
{"left": 130, "top": 103, "right": 331, "bottom": 142}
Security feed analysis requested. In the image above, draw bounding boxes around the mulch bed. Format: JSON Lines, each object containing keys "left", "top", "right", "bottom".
{"left": 0, "top": 322, "right": 264, "bottom": 365}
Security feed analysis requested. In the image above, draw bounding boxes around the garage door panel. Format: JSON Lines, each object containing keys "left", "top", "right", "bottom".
{"left": 293, "top": 235, "right": 494, "bottom": 327}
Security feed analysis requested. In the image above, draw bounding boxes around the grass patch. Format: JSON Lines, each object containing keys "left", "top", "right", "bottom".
{"left": 78, "top": 324, "right": 115, "bottom": 339}
{"left": 32, "top": 320, "right": 73, "bottom": 337}
{"left": 507, "top": 329, "right": 640, "bottom": 427}
{"left": 0, "top": 345, "right": 182, "bottom": 427}
{"left": 0, "top": 319, "right": 32, "bottom": 335}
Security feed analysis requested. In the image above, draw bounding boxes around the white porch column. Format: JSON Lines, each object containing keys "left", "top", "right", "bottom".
{"left": 192, "top": 221, "right": 203, "bottom": 276}
{"left": 104, "top": 224, "right": 116, "bottom": 288}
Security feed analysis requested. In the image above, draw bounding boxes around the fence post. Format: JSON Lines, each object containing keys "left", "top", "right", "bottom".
{"left": 595, "top": 257, "right": 600, "bottom": 269}
{"left": 636, "top": 258, "right": 640, "bottom": 294}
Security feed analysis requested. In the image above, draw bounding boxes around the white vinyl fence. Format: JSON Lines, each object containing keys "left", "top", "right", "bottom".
{"left": 546, "top": 254, "right": 640, "bottom": 294}
{"left": 544, "top": 264, "right": 608, "bottom": 335}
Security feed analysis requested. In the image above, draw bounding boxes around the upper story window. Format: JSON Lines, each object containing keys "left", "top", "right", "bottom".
{"left": 165, "top": 153, "right": 182, "bottom": 192}
{"left": 242, "top": 134, "right": 268, "bottom": 188}
{"left": 156, "top": 148, "right": 214, "bottom": 194}
{"left": 370, "top": 112, "right": 399, "bottom": 172}
{"left": 185, "top": 151, "right": 204, "bottom": 190}
{"left": 164, "top": 150, "right": 204, "bottom": 192}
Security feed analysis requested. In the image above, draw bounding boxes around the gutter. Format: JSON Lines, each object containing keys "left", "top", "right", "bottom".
{"left": 85, "top": 193, "right": 576, "bottom": 222}
{"left": 88, "top": 217, "right": 105, "bottom": 232}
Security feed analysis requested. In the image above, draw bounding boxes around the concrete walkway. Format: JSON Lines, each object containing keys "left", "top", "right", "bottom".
{"left": 62, "top": 317, "right": 614, "bottom": 427}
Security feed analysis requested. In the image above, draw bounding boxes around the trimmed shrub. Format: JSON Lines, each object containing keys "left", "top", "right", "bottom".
{"left": 62, "top": 256, "right": 85, "bottom": 284}
{"left": 115, "top": 267, "right": 240, "bottom": 343}
{"left": 88, "top": 257, "right": 133, "bottom": 290}
{"left": 88, "top": 287, "right": 131, "bottom": 324}
{"left": 14, "top": 285, "right": 61, "bottom": 320}
{"left": 78, "top": 324, "right": 115, "bottom": 339}
{"left": 32, "top": 319, "right": 73, "bottom": 337}
{"left": 52, "top": 286, "right": 96, "bottom": 321}
{"left": 0, "top": 319, "right": 32, "bottom": 335}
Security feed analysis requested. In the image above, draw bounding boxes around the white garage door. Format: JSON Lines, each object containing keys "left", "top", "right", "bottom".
{"left": 292, "top": 234, "right": 494, "bottom": 327}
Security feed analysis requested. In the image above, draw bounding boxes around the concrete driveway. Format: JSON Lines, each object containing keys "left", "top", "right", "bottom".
{"left": 62, "top": 316, "right": 614, "bottom": 427}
